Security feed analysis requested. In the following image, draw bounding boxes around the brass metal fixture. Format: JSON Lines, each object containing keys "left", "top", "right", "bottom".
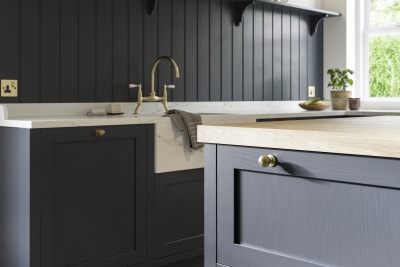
{"left": 129, "top": 56, "right": 180, "bottom": 114}
{"left": 94, "top": 129, "right": 106, "bottom": 137}
{"left": 161, "top": 84, "right": 176, "bottom": 111}
{"left": 129, "top": 84, "right": 143, "bottom": 114}
{"left": 258, "top": 154, "right": 277, "bottom": 168}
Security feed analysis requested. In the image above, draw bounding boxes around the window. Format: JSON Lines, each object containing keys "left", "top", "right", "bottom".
{"left": 363, "top": 0, "right": 400, "bottom": 98}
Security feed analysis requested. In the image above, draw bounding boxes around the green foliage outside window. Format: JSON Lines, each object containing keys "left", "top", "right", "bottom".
{"left": 370, "top": 0, "right": 400, "bottom": 27}
{"left": 369, "top": 35, "right": 400, "bottom": 97}
{"left": 368, "top": 0, "right": 400, "bottom": 97}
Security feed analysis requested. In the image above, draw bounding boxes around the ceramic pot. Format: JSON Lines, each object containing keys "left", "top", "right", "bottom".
{"left": 330, "top": 91, "right": 351, "bottom": 110}
{"left": 348, "top": 97, "right": 361, "bottom": 110}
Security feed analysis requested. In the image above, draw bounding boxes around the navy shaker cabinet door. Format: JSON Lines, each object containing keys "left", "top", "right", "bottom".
{"left": 40, "top": 125, "right": 149, "bottom": 267}
{"left": 207, "top": 144, "right": 400, "bottom": 267}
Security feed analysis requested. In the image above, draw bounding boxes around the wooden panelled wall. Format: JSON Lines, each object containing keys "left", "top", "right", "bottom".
{"left": 0, "top": 0, "right": 323, "bottom": 103}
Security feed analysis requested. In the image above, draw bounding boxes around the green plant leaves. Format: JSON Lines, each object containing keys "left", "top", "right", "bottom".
{"left": 327, "top": 68, "right": 354, "bottom": 91}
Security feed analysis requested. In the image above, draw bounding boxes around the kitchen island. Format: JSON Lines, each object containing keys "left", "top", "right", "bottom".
{"left": 198, "top": 116, "right": 400, "bottom": 267}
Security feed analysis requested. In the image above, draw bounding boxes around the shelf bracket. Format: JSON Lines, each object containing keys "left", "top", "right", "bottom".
{"left": 309, "top": 14, "right": 329, "bottom": 35}
{"left": 233, "top": 1, "right": 254, "bottom": 26}
{"left": 231, "top": 0, "right": 341, "bottom": 36}
{"left": 147, "top": 0, "right": 158, "bottom": 15}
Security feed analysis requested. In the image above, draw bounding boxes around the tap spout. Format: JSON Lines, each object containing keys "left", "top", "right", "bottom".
{"left": 150, "top": 56, "right": 180, "bottom": 98}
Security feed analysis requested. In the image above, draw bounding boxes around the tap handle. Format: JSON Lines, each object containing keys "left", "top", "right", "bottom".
{"left": 129, "top": 83, "right": 139, "bottom": 89}
{"left": 163, "top": 84, "right": 175, "bottom": 97}
{"left": 129, "top": 83, "right": 142, "bottom": 97}
{"left": 162, "top": 84, "right": 175, "bottom": 113}
{"left": 130, "top": 84, "right": 143, "bottom": 114}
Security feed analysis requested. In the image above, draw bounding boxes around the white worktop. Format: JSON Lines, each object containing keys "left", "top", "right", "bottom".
{"left": 1, "top": 101, "right": 399, "bottom": 128}
{"left": 198, "top": 116, "right": 400, "bottom": 159}
{"left": 1, "top": 102, "right": 400, "bottom": 172}
{"left": 0, "top": 101, "right": 329, "bottom": 128}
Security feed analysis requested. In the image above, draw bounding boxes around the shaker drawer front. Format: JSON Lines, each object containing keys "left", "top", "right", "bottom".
{"left": 216, "top": 145, "right": 400, "bottom": 267}
{"left": 218, "top": 145, "right": 400, "bottom": 189}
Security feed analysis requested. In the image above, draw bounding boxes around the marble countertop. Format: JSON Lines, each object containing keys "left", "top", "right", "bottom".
{"left": 2, "top": 102, "right": 400, "bottom": 172}
{"left": 198, "top": 116, "right": 400, "bottom": 159}
{"left": 2, "top": 101, "right": 400, "bottom": 129}
{"left": 0, "top": 114, "right": 171, "bottom": 128}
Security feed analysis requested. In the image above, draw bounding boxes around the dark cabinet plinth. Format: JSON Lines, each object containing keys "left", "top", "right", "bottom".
{"left": 205, "top": 144, "right": 400, "bottom": 267}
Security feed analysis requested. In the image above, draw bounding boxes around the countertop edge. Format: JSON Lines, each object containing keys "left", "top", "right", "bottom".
{"left": 198, "top": 116, "right": 400, "bottom": 159}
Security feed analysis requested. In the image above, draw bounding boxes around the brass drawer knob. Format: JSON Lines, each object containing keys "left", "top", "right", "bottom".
{"left": 94, "top": 129, "right": 106, "bottom": 137}
{"left": 258, "top": 154, "right": 277, "bottom": 168}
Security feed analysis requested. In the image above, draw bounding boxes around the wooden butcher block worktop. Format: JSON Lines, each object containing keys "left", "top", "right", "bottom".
{"left": 198, "top": 115, "right": 400, "bottom": 159}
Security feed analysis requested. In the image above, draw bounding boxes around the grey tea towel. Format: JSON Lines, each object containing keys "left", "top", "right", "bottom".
{"left": 166, "top": 109, "right": 204, "bottom": 149}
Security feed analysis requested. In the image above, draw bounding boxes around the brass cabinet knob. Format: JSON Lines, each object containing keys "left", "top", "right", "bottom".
{"left": 94, "top": 129, "right": 106, "bottom": 137}
{"left": 258, "top": 154, "right": 277, "bottom": 168}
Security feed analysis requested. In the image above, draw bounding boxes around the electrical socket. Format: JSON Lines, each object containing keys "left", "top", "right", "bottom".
{"left": 1, "top": 80, "right": 18, "bottom": 97}
{"left": 308, "top": 86, "right": 315, "bottom": 97}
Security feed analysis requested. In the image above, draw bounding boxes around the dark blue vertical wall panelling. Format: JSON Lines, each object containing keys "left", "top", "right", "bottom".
{"left": 0, "top": 0, "right": 324, "bottom": 103}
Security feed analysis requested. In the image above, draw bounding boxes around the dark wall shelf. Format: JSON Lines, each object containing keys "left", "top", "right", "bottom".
{"left": 231, "top": 0, "right": 341, "bottom": 35}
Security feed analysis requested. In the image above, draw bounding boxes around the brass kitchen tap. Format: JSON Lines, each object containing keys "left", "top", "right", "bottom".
{"left": 129, "top": 56, "right": 180, "bottom": 114}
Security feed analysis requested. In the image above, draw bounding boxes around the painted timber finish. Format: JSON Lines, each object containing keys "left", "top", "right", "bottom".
{"left": 0, "top": 124, "right": 204, "bottom": 267}
{"left": 154, "top": 169, "right": 204, "bottom": 259}
{"left": 0, "top": 125, "right": 150, "bottom": 267}
{"left": 205, "top": 144, "right": 400, "bottom": 267}
{"left": 0, "top": 0, "right": 323, "bottom": 103}
{"left": 40, "top": 126, "right": 149, "bottom": 267}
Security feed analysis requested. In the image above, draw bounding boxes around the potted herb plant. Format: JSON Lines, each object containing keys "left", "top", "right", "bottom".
{"left": 327, "top": 68, "right": 354, "bottom": 110}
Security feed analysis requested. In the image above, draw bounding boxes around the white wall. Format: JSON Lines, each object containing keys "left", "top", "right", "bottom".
{"left": 322, "top": 0, "right": 357, "bottom": 98}
{"left": 275, "top": 0, "right": 358, "bottom": 99}
{"left": 289, "top": 0, "right": 357, "bottom": 99}
{"left": 289, "top": 0, "right": 323, "bottom": 9}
